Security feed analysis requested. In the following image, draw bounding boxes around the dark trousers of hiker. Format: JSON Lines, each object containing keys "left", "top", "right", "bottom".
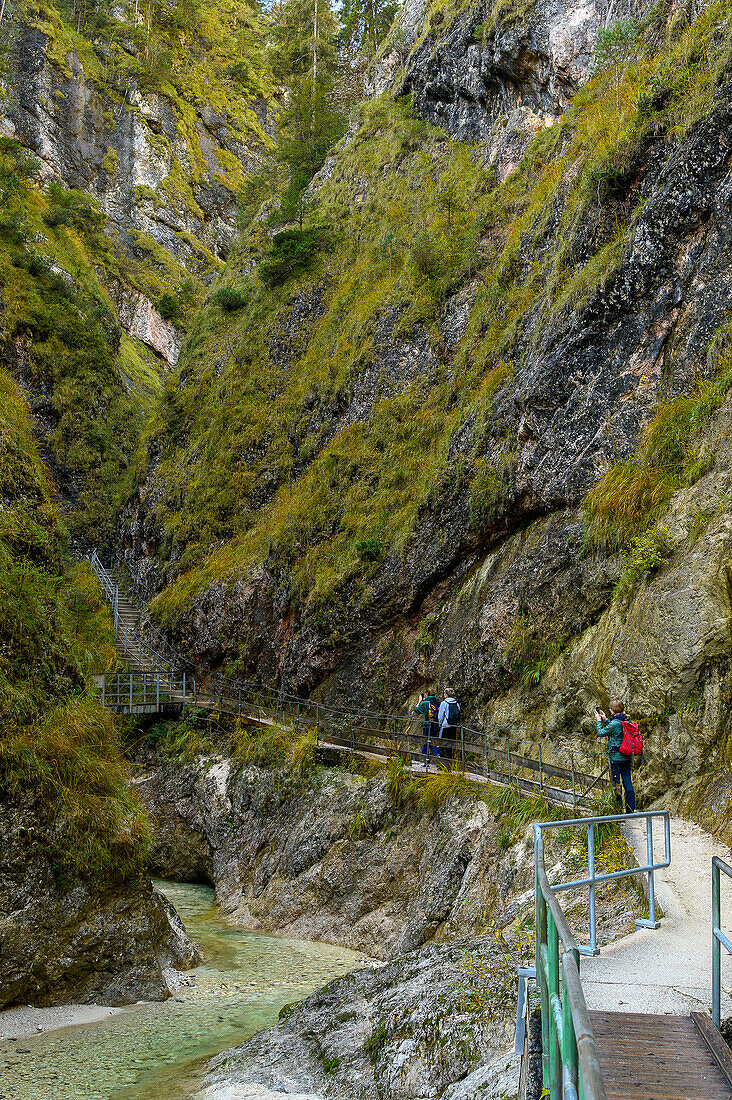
{"left": 611, "top": 758, "right": 635, "bottom": 812}
{"left": 439, "top": 729, "right": 455, "bottom": 760}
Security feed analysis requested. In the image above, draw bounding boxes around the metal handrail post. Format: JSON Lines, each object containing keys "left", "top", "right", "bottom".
{"left": 711, "top": 855, "right": 732, "bottom": 1030}
{"left": 548, "top": 910, "right": 561, "bottom": 1097}
{"left": 562, "top": 949, "right": 580, "bottom": 1098}
{"left": 588, "top": 822, "right": 597, "bottom": 954}
{"left": 460, "top": 724, "right": 465, "bottom": 771}
{"left": 536, "top": 877, "right": 551, "bottom": 1088}
{"left": 713, "top": 858, "right": 721, "bottom": 1028}
{"left": 156, "top": 674, "right": 160, "bottom": 710}
{"left": 129, "top": 673, "right": 133, "bottom": 711}
{"left": 507, "top": 736, "right": 511, "bottom": 784}
{"left": 647, "top": 815, "right": 656, "bottom": 927}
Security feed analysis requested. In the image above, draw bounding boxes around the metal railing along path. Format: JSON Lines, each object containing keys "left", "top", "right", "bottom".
{"left": 89, "top": 551, "right": 611, "bottom": 805}
{"left": 712, "top": 855, "right": 732, "bottom": 1028}
{"left": 527, "top": 811, "right": 670, "bottom": 1099}
{"left": 98, "top": 672, "right": 190, "bottom": 714}
{"left": 90, "top": 551, "right": 177, "bottom": 676}
{"left": 535, "top": 810, "right": 670, "bottom": 956}
{"left": 534, "top": 818, "right": 608, "bottom": 1100}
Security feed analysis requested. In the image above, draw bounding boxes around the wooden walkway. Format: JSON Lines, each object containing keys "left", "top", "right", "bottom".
{"left": 590, "top": 1010, "right": 732, "bottom": 1099}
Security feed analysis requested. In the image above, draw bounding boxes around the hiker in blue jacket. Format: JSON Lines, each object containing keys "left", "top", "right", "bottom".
{"left": 438, "top": 688, "right": 461, "bottom": 761}
{"left": 595, "top": 699, "right": 635, "bottom": 813}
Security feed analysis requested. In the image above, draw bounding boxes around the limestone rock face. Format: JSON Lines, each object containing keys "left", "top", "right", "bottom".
{"left": 373, "top": 0, "right": 650, "bottom": 166}
{"left": 0, "top": 791, "right": 199, "bottom": 1009}
{"left": 193, "top": 940, "right": 520, "bottom": 1100}
{"left": 0, "top": 14, "right": 265, "bottom": 368}
{"left": 132, "top": 761, "right": 517, "bottom": 960}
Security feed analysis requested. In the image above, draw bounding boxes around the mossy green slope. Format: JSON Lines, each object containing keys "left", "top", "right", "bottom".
{"left": 0, "top": 366, "right": 147, "bottom": 882}
{"left": 141, "top": 0, "right": 732, "bottom": 653}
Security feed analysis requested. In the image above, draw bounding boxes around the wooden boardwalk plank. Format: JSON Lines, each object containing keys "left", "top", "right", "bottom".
{"left": 589, "top": 1011, "right": 732, "bottom": 1100}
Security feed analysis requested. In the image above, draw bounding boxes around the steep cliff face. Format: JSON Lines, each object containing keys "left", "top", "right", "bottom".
{"left": 0, "top": 0, "right": 272, "bottom": 541}
{"left": 121, "top": 0, "right": 732, "bottom": 796}
{"left": 0, "top": 371, "right": 197, "bottom": 1008}
{"left": 133, "top": 759, "right": 512, "bottom": 959}
{"left": 2, "top": 4, "right": 271, "bottom": 291}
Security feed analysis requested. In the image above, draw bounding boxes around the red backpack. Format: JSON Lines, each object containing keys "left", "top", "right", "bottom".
{"left": 619, "top": 719, "right": 643, "bottom": 761}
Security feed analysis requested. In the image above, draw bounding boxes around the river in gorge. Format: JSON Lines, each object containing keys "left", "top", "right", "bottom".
{"left": 0, "top": 882, "right": 366, "bottom": 1100}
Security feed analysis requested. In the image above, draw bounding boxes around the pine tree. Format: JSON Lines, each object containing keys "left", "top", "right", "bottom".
{"left": 270, "top": 0, "right": 345, "bottom": 220}
{"left": 339, "top": 0, "right": 398, "bottom": 59}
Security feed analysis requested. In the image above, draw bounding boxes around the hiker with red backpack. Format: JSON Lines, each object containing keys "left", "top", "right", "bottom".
{"left": 595, "top": 700, "right": 642, "bottom": 813}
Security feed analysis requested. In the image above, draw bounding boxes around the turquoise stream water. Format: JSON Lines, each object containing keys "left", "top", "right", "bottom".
{"left": 0, "top": 882, "right": 364, "bottom": 1100}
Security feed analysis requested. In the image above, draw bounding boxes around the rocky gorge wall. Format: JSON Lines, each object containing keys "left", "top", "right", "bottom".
{"left": 0, "top": 0, "right": 273, "bottom": 545}
{"left": 120, "top": 0, "right": 732, "bottom": 805}
{"left": 132, "top": 757, "right": 513, "bottom": 960}
{"left": 0, "top": 789, "right": 198, "bottom": 1009}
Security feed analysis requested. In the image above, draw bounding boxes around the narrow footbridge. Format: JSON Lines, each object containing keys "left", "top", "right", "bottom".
{"left": 524, "top": 810, "right": 732, "bottom": 1099}
{"left": 90, "top": 552, "right": 610, "bottom": 808}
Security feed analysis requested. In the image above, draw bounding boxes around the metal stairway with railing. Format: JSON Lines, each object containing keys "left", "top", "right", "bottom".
{"left": 89, "top": 550, "right": 610, "bottom": 806}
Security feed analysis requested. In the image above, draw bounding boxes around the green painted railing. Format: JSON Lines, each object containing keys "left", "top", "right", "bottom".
{"left": 532, "top": 811, "right": 671, "bottom": 1098}
{"left": 535, "top": 832, "right": 606, "bottom": 1100}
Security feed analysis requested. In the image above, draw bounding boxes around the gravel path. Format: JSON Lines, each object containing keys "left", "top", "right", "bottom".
{"left": 582, "top": 816, "right": 732, "bottom": 1016}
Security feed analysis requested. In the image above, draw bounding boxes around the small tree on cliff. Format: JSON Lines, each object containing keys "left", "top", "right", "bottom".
{"left": 593, "top": 18, "right": 642, "bottom": 111}
{"left": 270, "top": 0, "right": 346, "bottom": 223}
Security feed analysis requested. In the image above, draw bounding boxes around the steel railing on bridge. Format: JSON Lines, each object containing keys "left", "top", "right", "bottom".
{"left": 97, "top": 671, "right": 190, "bottom": 714}
{"left": 530, "top": 810, "right": 671, "bottom": 1099}
{"left": 90, "top": 550, "right": 178, "bottom": 676}
{"left": 89, "top": 551, "right": 611, "bottom": 806}
{"left": 712, "top": 855, "right": 732, "bottom": 1028}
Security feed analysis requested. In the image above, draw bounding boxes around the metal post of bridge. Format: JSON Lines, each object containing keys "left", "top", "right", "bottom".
{"left": 156, "top": 674, "right": 160, "bottom": 711}
{"left": 460, "top": 725, "right": 465, "bottom": 771}
{"left": 507, "top": 736, "right": 512, "bottom": 785}
{"left": 713, "top": 859, "right": 722, "bottom": 1028}
{"left": 646, "top": 814, "right": 657, "bottom": 928}
{"left": 547, "top": 909, "right": 561, "bottom": 1099}
{"left": 561, "top": 950, "right": 580, "bottom": 1096}
{"left": 539, "top": 742, "right": 544, "bottom": 792}
{"left": 588, "top": 821, "right": 597, "bottom": 954}
{"left": 129, "top": 673, "right": 133, "bottom": 712}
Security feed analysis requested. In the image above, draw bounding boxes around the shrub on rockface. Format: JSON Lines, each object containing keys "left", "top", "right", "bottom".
{"left": 212, "top": 286, "right": 249, "bottom": 311}
{"left": 259, "top": 227, "right": 325, "bottom": 287}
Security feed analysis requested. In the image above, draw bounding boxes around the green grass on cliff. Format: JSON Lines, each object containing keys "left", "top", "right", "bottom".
{"left": 141, "top": 0, "right": 732, "bottom": 635}
{"left": 0, "top": 370, "right": 148, "bottom": 884}
{"left": 0, "top": 137, "right": 161, "bottom": 541}
{"left": 584, "top": 311, "right": 732, "bottom": 548}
